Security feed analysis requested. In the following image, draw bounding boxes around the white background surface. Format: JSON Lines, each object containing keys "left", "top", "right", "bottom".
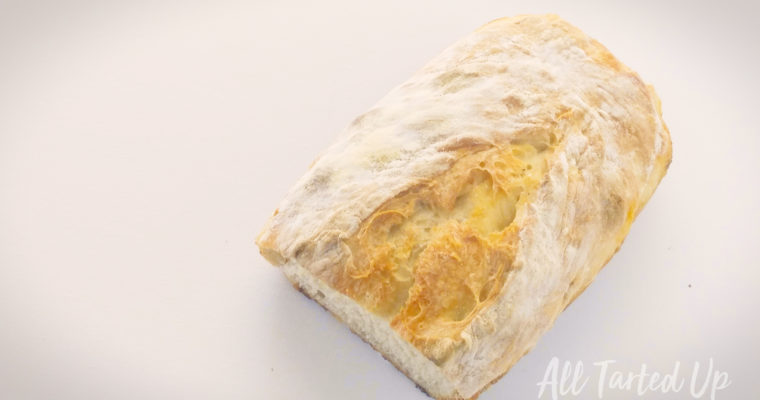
{"left": 1, "top": 1, "right": 759, "bottom": 399}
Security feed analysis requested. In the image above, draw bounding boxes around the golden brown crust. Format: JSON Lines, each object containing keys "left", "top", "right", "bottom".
{"left": 328, "top": 141, "right": 555, "bottom": 363}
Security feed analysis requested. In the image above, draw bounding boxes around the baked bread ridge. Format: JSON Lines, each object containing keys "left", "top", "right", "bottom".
{"left": 258, "top": 14, "right": 672, "bottom": 399}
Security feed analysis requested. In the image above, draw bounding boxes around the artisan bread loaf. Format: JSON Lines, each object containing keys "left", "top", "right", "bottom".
{"left": 257, "top": 14, "right": 672, "bottom": 399}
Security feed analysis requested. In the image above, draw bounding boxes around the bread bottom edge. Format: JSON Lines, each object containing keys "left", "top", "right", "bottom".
{"left": 281, "top": 261, "right": 468, "bottom": 399}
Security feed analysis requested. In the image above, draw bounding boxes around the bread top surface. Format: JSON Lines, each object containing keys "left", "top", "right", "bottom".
{"left": 257, "top": 14, "right": 671, "bottom": 390}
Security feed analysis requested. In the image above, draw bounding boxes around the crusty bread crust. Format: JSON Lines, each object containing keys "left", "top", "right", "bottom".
{"left": 288, "top": 271, "right": 514, "bottom": 400}
{"left": 258, "top": 14, "right": 672, "bottom": 399}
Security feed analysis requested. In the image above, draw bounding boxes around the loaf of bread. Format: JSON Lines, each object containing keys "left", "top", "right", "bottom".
{"left": 257, "top": 14, "right": 671, "bottom": 399}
